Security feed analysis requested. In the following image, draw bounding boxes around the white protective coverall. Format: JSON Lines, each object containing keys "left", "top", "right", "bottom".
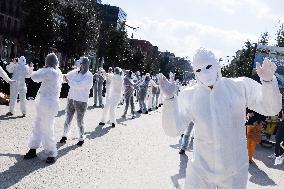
{"left": 146, "top": 78, "right": 158, "bottom": 110}
{"left": 63, "top": 68, "right": 93, "bottom": 141}
{"left": 105, "top": 71, "right": 113, "bottom": 102}
{"left": 101, "top": 72, "right": 123, "bottom": 124}
{"left": 0, "top": 65, "right": 12, "bottom": 83}
{"left": 28, "top": 67, "right": 63, "bottom": 157}
{"left": 6, "top": 56, "right": 33, "bottom": 114}
{"left": 160, "top": 48, "right": 282, "bottom": 189}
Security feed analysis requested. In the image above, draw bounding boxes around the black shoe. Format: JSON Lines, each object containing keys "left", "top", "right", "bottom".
{"left": 131, "top": 115, "right": 135, "bottom": 119}
{"left": 137, "top": 110, "right": 142, "bottom": 113}
{"left": 148, "top": 108, "right": 152, "bottom": 112}
{"left": 24, "top": 149, "right": 37, "bottom": 159}
{"left": 158, "top": 104, "right": 162, "bottom": 107}
{"left": 179, "top": 149, "right": 185, "bottom": 155}
{"left": 144, "top": 111, "right": 148, "bottom": 114}
{"left": 6, "top": 112, "right": 13, "bottom": 116}
{"left": 77, "top": 140, "right": 84, "bottom": 146}
{"left": 22, "top": 114, "right": 26, "bottom": 117}
{"left": 112, "top": 123, "right": 116, "bottom": 128}
{"left": 46, "top": 157, "right": 56, "bottom": 164}
{"left": 155, "top": 106, "right": 158, "bottom": 109}
{"left": 99, "top": 122, "right": 105, "bottom": 126}
{"left": 59, "top": 137, "right": 67, "bottom": 143}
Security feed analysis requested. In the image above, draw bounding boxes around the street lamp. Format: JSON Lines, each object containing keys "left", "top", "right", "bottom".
{"left": 124, "top": 23, "right": 140, "bottom": 39}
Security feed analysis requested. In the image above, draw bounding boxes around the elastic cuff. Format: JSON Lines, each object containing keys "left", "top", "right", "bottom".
{"left": 261, "top": 75, "right": 276, "bottom": 84}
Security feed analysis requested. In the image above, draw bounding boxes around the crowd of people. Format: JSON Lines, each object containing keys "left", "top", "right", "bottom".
{"left": 0, "top": 53, "right": 176, "bottom": 163}
{"left": 0, "top": 48, "right": 284, "bottom": 189}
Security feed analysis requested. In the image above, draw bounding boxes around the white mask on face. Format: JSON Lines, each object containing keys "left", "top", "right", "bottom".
{"left": 195, "top": 63, "right": 218, "bottom": 87}
{"left": 18, "top": 56, "right": 26, "bottom": 65}
{"left": 192, "top": 48, "right": 220, "bottom": 87}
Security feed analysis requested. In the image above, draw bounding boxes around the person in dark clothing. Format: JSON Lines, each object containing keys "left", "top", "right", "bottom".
{"left": 274, "top": 110, "right": 284, "bottom": 165}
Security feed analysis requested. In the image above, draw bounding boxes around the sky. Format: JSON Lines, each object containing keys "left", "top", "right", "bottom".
{"left": 103, "top": 0, "right": 284, "bottom": 62}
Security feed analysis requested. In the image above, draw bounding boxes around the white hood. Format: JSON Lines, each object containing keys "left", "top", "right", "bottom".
{"left": 18, "top": 56, "right": 26, "bottom": 65}
{"left": 192, "top": 48, "right": 222, "bottom": 88}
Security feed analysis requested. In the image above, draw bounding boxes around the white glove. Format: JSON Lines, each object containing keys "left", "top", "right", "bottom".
{"left": 169, "top": 72, "right": 175, "bottom": 82}
{"left": 158, "top": 73, "right": 176, "bottom": 99}
{"left": 256, "top": 58, "right": 277, "bottom": 82}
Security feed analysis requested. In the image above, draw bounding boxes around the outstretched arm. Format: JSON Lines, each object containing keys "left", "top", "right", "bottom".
{"left": 0, "top": 66, "right": 12, "bottom": 83}
{"left": 159, "top": 73, "right": 193, "bottom": 137}
{"left": 245, "top": 58, "right": 282, "bottom": 116}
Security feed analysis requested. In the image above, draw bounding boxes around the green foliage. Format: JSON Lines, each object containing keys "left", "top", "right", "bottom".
{"left": 23, "top": 0, "right": 59, "bottom": 48}
{"left": 101, "top": 25, "right": 130, "bottom": 68}
{"left": 258, "top": 32, "right": 270, "bottom": 45}
{"left": 276, "top": 23, "right": 284, "bottom": 47}
{"left": 56, "top": 1, "right": 101, "bottom": 60}
{"left": 23, "top": 0, "right": 60, "bottom": 64}
{"left": 23, "top": 0, "right": 101, "bottom": 65}
{"left": 222, "top": 41, "right": 256, "bottom": 78}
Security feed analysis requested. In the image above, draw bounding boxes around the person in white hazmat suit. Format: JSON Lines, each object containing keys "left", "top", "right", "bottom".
{"left": 24, "top": 53, "right": 63, "bottom": 164}
{"left": 158, "top": 48, "right": 282, "bottom": 189}
{"left": 179, "top": 122, "right": 194, "bottom": 155}
{"left": 6, "top": 56, "right": 33, "bottom": 116}
{"left": 0, "top": 65, "right": 14, "bottom": 83}
{"left": 99, "top": 67, "right": 123, "bottom": 128}
{"left": 59, "top": 57, "right": 93, "bottom": 146}
{"left": 105, "top": 67, "right": 113, "bottom": 103}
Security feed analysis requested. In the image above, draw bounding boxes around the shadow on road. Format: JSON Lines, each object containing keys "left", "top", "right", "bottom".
{"left": 171, "top": 154, "right": 189, "bottom": 189}
{"left": 56, "top": 109, "right": 66, "bottom": 117}
{"left": 169, "top": 137, "right": 183, "bottom": 150}
{"left": 0, "top": 115, "right": 25, "bottom": 121}
{"left": 253, "top": 145, "right": 284, "bottom": 171}
{"left": 0, "top": 145, "right": 78, "bottom": 189}
{"left": 85, "top": 124, "right": 112, "bottom": 140}
{"left": 116, "top": 117, "right": 127, "bottom": 126}
{"left": 248, "top": 163, "right": 276, "bottom": 186}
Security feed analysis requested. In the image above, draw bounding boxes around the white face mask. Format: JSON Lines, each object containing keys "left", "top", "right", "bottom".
{"left": 195, "top": 63, "right": 218, "bottom": 87}
{"left": 192, "top": 48, "right": 220, "bottom": 87}
{"left": 18, "top": 56, "right": 26, "bottom": 65}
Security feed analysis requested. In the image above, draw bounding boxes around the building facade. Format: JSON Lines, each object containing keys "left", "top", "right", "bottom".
{"left": 97, "top": 4, "right": 127, "bottom": 29}
{"left": 0, "top": 0, "right": 23, "bottom": 60}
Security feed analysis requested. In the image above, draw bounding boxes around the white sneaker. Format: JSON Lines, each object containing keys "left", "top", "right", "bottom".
{"left": 268, "top": 153, "right": 276, "bottom": 159}
{"left": 274, "top": 156, "right": 284, "bottom": 165}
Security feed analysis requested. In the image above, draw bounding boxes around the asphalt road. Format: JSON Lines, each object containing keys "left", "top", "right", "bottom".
{"left": 0, "top": 99, "right": 283, "bottom": 189}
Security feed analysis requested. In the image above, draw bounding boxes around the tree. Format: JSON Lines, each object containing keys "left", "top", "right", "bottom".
{"left": 131, "top": 48, "right": 145, "bottom": 72}
{"left": 56, "top": 0, "right": 101, "bottom": 62}
{"left": 276, "top": 23, "right": 284, "bottom": 47}
{"left": 101, "top": 25, "right": 133, "bottom": 70}
{"left": 258, "top": 32, "right": 270, "bottom": 45}
{"left": 222, "top": 41, "right": 256, "bottom": 78}
{"left": 23, "top": 0, "right": 59, "bottom": 65}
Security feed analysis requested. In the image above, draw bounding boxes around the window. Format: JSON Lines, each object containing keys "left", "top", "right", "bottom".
{"left": 1, "top": 0, "right": 6, "bottom": 12}
{"left": 7, "top": 17, "right": 11, "bottom": 30}
{"left": 0, "top": 15, "right": 4, "bottom": 29}
{"left": 10, "top": 19, "right": 14, "bottom": 31}
{"left": 9, "top": 0, "right": 14, "bottom": 14}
